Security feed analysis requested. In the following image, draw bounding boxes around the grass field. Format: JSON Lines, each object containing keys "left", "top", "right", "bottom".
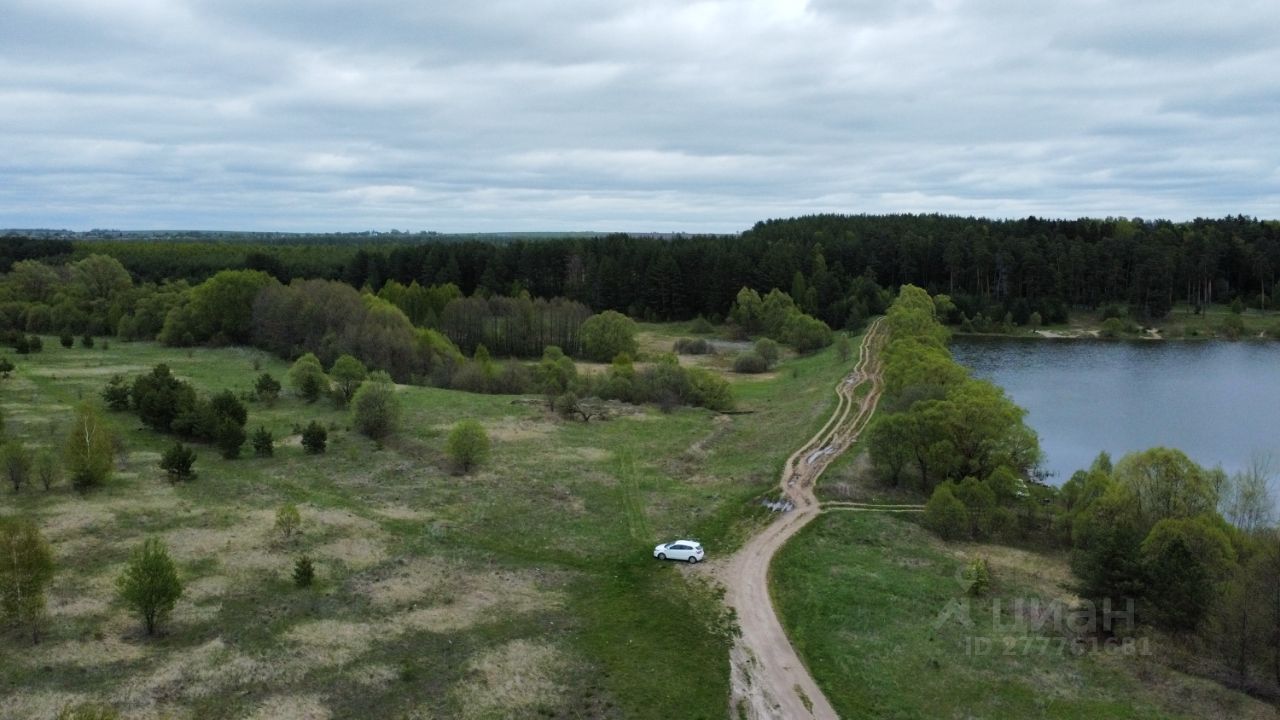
{"left": 0, "top": 332, "right": 856, "bottom": 719}
{"left": 772, "top": 511, "right": 1278, "bottom": 720}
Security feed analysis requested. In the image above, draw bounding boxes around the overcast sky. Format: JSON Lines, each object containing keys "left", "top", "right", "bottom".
{"left": 2, "top": 0, "right": 1278, "bottom": 232}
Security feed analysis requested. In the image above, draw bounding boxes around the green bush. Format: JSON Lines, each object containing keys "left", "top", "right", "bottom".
{"left": 580, "top": 310, "right": 639, "bottom": 362}
{"left": 288, "top": 353, "right": 328, "bottom": 403}
{"left": 275, "top": 503, "right": 301, "bottom": 540}
{"left": 159, "top": 442, "right": 196, "bottom": 481}
{"left": 254, "top": 373, "right": 281, "bottom": 404}
{"left": 215, "top": 419, "right": 246, "bottom": 459}
{"left": 2, "top": 439, "right": 32, "bottom": 493}
{"left": 1220, "top": 313, "right": 1246, "bottom": 340}
{"left": 446, "top": 420, "right": 490, "bottom": 474}
{"left": 293, "top": 556, "right": 315, "bottom": 588}
{"left": 352, "top": 371, "right": 400, "bottom": 441}
{"left": 252, "top": 426, "right": 273, "bottom": 457}
{"left": 1099, "top": 317, "right": 1127, "bottom": 338}
{"left": 673, "top": 337, "right": 711, "bottom": 355}
{"left": 733, "top": 352, "right": 769, "bottom": 374}
{"left": 0, "top": 517, "right": 54, "bottom": 643}
{"left": 101, "top": 375, "right": 132, "bottom": 411}
{"left": 301, "top": 421, "right": 327, "bottom": 454}
{"left": 688, "top": 316, "right": 715, "bottom": 334}
{"left": 117, "top": 537, "right": 182, "bottom": 636}
{"left": 753, "top": 338, "right": 780, "bottom": 366}
{"left": 924, "top": 484, "right": 969, "bottom": 540}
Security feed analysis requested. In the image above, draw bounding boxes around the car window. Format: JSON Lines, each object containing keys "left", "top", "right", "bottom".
{"left": 672, "top": 544, "right": 687, "bottom": 550}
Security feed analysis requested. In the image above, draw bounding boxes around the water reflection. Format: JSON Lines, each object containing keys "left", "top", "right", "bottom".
{"left": 950, "top": 338, "right": 1280, "bottom": 484}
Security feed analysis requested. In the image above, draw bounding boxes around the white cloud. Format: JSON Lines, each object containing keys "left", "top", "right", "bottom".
{"left": 0, "top": 0, "right": 1277, "bottom": 230}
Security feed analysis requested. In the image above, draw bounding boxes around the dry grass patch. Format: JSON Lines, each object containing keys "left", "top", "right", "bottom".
{"left": 245, "top": 694, "right": 332, "bottom": 720}
{"left": 358, "top": 557, "right": 453, "bottom": 609}
{"left": 283, "top": 619, "right": 383, "bottom": 667}
{"left": 372, "top": 504, "right": 432, "bottom": 522}
{"left": 451, "top": 639, "right": 569, "bottom": 720}
{"left": 953, "top": 542, "right": 1076, "bottom": 603}
{"left": 116, "top": 638, "right": 283, "bottom": 710}
{"left": 469, "top": 416, "right": 554, "bottom": 443}
{"left": 21, "top": 634, "right": 147, "bottom": 669}
{"left": 314, "top": 537, "right": 387, "bottom": 570}
{"left": 555, "top": 446, "right": 612, "bottom": 463}
{"left": 394, "top": 568, "right": 564, "bottom": 634}
{"left": 0, "top": 690, "right": 89, "bottom": 720}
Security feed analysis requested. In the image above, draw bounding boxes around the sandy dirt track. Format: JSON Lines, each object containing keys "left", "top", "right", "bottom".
{"left": 717, "top": 319, "right": 893, "bottom": 719}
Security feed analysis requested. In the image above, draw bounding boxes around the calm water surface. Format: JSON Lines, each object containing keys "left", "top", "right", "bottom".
{"left": 950, "top": 338, "right": 1280, "bottom": 483}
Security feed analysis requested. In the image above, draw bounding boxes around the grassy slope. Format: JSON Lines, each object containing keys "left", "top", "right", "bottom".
{"left": 773, "top": 511, "right": 1277, "bottom": 720}
{"left": 0, "top": 333, "right": 856, "bottom": 719}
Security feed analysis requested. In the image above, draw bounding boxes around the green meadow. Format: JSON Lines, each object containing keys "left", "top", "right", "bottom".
{"left": 0, "top": 331, "right": 854, "bottom": 719}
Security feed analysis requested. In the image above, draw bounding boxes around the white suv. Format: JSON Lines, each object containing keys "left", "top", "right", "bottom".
{"left": 653, "top": 540, "right": 704, "bottom": 563}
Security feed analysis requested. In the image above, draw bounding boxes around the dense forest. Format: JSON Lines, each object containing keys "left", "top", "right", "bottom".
{"left": 9, "top": 214, "right": 1278, "bottom": 328}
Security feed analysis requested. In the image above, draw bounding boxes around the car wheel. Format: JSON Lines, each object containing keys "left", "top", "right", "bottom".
{"left": 657, "top": 553, "right": 666, "bottom": 561}
{"left": 688, "top": 555, "right": 698, "bottom": 564}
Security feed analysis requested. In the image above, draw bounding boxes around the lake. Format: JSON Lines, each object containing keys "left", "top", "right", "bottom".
{"left": 950, "top": 338, "right": 1280, "bottom": 484}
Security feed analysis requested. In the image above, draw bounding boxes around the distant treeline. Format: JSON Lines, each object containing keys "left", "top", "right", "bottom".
{"left": 9, "top": 213, "right": 1280, "bottom": 325}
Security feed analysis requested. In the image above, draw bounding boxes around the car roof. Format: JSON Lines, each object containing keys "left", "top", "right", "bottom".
{"left": 669, "top": 539, "right": 701, "bottom": 545}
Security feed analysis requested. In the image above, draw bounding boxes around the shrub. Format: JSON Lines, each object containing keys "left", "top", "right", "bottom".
{"left": 1099, "top": 317, "right": 1127, "bottom": 338}
{"left": 1221, "top": 313, "right": 1246, "bottom": 340}
{"left": 753, "top": 338, "right": 780, "bottom": 366}
{"left": 733, "top": 352, "right": 769, "bottom": 374}
{"left": 673, "top": 337, "right": 711, "bottom": 355}
{"left": 215, "top": 419, "right": 246, "bottom": 459}
{"left": 685, "top": 367, "right": 733, "bottom": 411}
{"left": 1028, "top": 311, "right": 1043, "bottom": 328}
{"left": 1, "top": 439, "right": 32, "bottom": 492}
{"left": 554, "top": 392, "right": 581, "bottom": 420}
{"left": 966, "top": 558, "right": 991, "bottom": 597}
{"left": 252, "top": 426, "right": 273, "bottom": 457}
{"left": 101, "top": 374, "right": 132, "bottom": 411}
{"left": 254, "top": 373, "right": 281, "bottom": 404}
{"left": 329, "top": 354, "right": 368, "bottom": 406}
{"left": 288, "top": 353, "right": 328, "bottom": 403}
{"left": 924, "top": 483, "right": 969, "bottom": 540}
{"left": 80, "top": 334, "right": 94, "bottom": 349}
{"left": 64, "top": 403, "right": 113, "bottom": 491}
{"left": 275, "top": 503, "right": 301, "bottom": 540}
{"left": 301, "top": 421, "right": 327, "bottom": 454}
{"left": 446, "top": 420, "right": 489, "bottom": 474}
{"left": 352, "top": 371, "right": 400, "bottom": 441}
{"left": 117, "top": 537, "right": 182, "bottom": 636}
{"left": 0, "top": 517, "right": 54, "bottom": 643}
{"left": 13, "top": 335, "right": 29, "bottom": 354}
{"left": 835, "top": 333, "right": 852, "bottom": 362}
{"left": 159, "top": 442, "right": 197, "bottom": 481}
{"left": 580, "top": 310, "right": 639, "bottom": 362}
{"left": 688, "top": 315, "right": 715, "bottom": 334}
{"left": 59, "top": 333, "right": 74, "bottom": 349}
{"left": 0, "top": 356, "right": 12, "bottom": 378}
{"left": 131, "top": 364, "right": 197, "bottom": 433}
{"left": 293, "top": 556, "right": 315, "bottom": 588}
{"left": 35, "top": 449, "right": 60, "bottom": 490}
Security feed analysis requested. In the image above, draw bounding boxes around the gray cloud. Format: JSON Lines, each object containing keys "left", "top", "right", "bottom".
{"left": 1, "top": 0, "right": 1277, "bottom": 232}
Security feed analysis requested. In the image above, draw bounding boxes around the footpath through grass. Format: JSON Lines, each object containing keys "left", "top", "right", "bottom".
{"left": 772, "top": 511, "right": 1276, "bottom": 720}
{"left": 0, "top": 333, "right": 856, "bottom": 719}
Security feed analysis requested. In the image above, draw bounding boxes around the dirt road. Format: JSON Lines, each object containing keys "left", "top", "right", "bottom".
{"left": 718, "top": 319, "right": 893, "bottom": 720}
